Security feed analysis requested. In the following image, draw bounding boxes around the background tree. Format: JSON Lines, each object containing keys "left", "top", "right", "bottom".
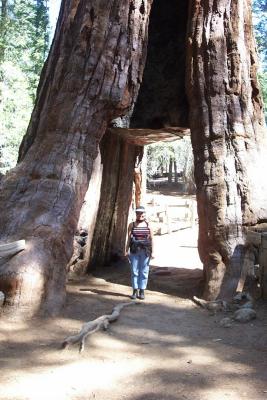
{"left": 0, "top": 0, "right": 49, "bottom": 173}
{"left": 0, "top": 0, "right": 8, "bottom": 63}
{"left": 252, "top": 0, "right": 267, "bottom": 121}
{"left": 258, "top": 73, "right": 267, "bottom": 118}
{"left": 146, "top": 138, "right": 194, "bottom": 191}
{"left": 252, "top": 0, "right": 267, "bottom": 68}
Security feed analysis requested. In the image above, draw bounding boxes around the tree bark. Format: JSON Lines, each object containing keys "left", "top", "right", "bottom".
{"left": 89, "top": 131, "right": 137, "bottom": 267}
{"left": 133, "top": 146, "right": 146, "bottom": 208}
{"left": 67, "top": 150, "right": 103, "bottom": 276}
{"left": 186, "top": 0, "right": 267, "bottom": 300}
{"left": 0, "top": 0, "right": 151, "bottom": 316}
{"left": 1, "top": 0, "right": 266, "bottom": 315}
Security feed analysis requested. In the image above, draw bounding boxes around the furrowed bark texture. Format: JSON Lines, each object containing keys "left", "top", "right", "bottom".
{"left": 0, "top": 0, "right": 151, "bottom": 316}
{"left": 187, "top": 0, "right": 267, "bottom": 299}
{"left": 89, "top": 130, "right": 137, "bottom": 267}
{"left": 67, "top": 151, "right": 103, "bottom": 276}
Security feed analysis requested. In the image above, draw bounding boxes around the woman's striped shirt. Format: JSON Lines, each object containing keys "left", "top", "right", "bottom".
{"left": 131, "top": 221, "right": 151, "bottom": 243}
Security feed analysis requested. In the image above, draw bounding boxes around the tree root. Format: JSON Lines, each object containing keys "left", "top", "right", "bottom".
{"left": 62, "top": 301, "right": 139, "bottom": 353}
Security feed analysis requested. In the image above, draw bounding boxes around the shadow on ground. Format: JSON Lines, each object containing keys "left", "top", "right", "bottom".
{"left": 91, "top": 258, "right": 204, "bottom": 299}
{"left": 1, "top": 275, "right": 267, "bottom": 400}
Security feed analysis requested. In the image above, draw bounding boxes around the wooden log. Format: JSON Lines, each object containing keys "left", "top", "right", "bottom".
{"left": 0, "top": 240, "right": 26, "bottom": 258}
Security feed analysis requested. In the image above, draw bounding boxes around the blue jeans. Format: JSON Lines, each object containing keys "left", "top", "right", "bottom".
{"left": 129, "top": 249, "right": 150, "bottom": 290}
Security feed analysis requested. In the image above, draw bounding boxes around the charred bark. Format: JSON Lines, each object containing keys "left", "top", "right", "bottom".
{"left": 0, "top": 0, "right": 151, "bottom": 316}
{"left": 186, "top": 0, "right": 267, "bottom": 299}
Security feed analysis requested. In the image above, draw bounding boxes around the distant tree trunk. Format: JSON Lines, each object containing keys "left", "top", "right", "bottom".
{"left": 187, "top": 0, "right": 267, "bottom": 300}
{"left": 0, "top": 0, "right": 151, "bottom": 316}
{"left": 174, "top": 160, "right": 178, "bottom": 183}
{"left": 0, "top": 0, "right": 7, "bottom": 63}
{"left": 168, "top": 158, "right": 173, "bottom": 183}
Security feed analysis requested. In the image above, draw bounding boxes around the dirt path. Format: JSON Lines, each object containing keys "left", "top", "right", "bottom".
{"left": 1, "top": 193, "right": 267, "bottom": 399}
{"left": 1, "top": 264, "right": 267, "bottom": 400}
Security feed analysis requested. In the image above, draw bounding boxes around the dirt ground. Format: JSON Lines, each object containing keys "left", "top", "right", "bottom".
{"left": 1, "top": 193, "right": 267, "bottom": 400}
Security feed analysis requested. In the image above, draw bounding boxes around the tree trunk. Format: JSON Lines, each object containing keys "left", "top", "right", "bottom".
{"left": 0, "top": 0, "right": 151, "bottom": 316}
{"left": 67, "top": 150, "right": 103, "bottom": 276}
{"left": 140, "top": 145, "right": 147, "bottom": 205}
{"left": 134, "top": 167, "right": 142, "bottom": 208}
{"left": 174, "top": 160, "right": 178, "bottom": 183}
{"left": 0, "top": 0, "right": 7, "bottom": 63}
{"left": 168, "top": 158, "right": 173, "bottom": 183}
{"left": 186, "top": 0, "right": 267, "bottom": 300}
{"left": 132, "top": 147, "right": 144, "bottom": 209}
{"left": 89, "top": 131, "right": 137, "bottom": 267}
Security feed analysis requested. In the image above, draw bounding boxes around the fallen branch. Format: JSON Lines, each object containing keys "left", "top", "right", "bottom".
{"left": 62, "top": 301, "right": 139, "bottom": 352}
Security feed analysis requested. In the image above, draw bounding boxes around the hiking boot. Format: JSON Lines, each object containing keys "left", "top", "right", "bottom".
{"left": 130, "top": 289, "right": 138, "bottom": 300}
{"left": 139, "top": 289, "right": 145, "bottom": 300}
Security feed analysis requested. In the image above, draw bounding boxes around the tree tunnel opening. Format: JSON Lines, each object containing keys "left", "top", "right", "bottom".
{"left": 84, "top": 0, "right": 202, "bottom": 299}
{"left": 86, "top": 136, "right": 204, "bottom": 300}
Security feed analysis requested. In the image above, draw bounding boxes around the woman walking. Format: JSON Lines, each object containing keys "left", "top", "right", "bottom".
{"left": 125, "top": 206, "right": 154, "bottom": 300}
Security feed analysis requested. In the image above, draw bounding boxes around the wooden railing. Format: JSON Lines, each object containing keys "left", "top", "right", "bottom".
{"left": 147, "top": 200, "right": 197, "bottom": 235}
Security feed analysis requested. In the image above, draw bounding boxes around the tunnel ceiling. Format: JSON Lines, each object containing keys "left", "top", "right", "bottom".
{"left": 109, "top": 126, "right": 190, "bottom": 145}
{"left": 111, "top": 0, "right": 190, "bottom": 145}
{"left": 131, "top": 0, "right": 189, "bottom": 129}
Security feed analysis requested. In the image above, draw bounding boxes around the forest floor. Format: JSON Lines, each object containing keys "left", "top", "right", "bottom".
{"left": 1, "top": 190, "right": 267, "bottom": 400}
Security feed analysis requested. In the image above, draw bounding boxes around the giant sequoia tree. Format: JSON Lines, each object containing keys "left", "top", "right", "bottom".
{"left": 0, "top": 0, "right": 266, "bottom": 317}
{"left": 187, "top": 0, "right": 267, "bottom": 299}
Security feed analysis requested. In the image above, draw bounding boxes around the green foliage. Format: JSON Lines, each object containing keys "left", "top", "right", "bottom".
{"left": 2, "top": 0, "right": 50, "bottom": 98}
{"left": 147, "top": 137, "right": 193, "bottom": 179}
{"left": 258, "top": 72, "right": 267, "bottom": 119}
{"left": 0, "top": 0, "right": 49, "bottom": 173}
{"left": 0, "top": 61, "right": 32, "bottom": 172}
{"left": 252, "top": 0, "right": 267, "bottom": 70}
{"left": 147, "top": 142, "right": 174, "bottom": 178}
{"left": 252, "top": 1, "right": 267, "bottom": 120}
